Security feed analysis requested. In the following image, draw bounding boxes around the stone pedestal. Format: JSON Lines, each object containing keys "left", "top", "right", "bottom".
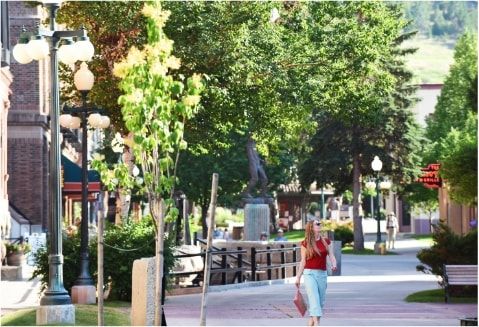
{"left": 244, "top": 204, "right": 270, "bottom": 241}
{"left": 71, "top": 285, "right": 96, "bottom": 304}
{"left": 328, "top": 240, "right": 342, "bottom": 276}
{"left": 374, "top": 242, "right": 386, "bottom": 255}
{"left": 36, "top": 304, "right": 75, "bottom": 325}
{"left": 131, "top": 257, "right": 156, "bottom": 326}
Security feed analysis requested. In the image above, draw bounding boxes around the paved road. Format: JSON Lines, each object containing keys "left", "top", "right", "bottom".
{"left": 1, "top": 235, "right": 477, "bottom": 326}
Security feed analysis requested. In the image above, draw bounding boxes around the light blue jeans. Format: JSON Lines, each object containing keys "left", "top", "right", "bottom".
{"left": 303, "top": 268, "right": 327, "bottom": 317}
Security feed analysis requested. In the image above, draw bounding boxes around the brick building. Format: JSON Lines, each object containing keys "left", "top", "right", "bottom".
{"left": 7, "top": 2, "right": 49, "bottom": 232}
{"left": 1, "top": 1, "right": 14, "bottom": 238}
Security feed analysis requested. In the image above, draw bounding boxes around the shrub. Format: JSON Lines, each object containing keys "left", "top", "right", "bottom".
{"left": 333, "top": 225, "right": 354, "bottom": 247}
{"left": 417, "top": 223, "right": 477, "bottom": 292}
{"left": 32, "top": 216, "right": 175, "bottom": 301}
{"left": 5, "top": 242, "right": 31, "bottom": 254}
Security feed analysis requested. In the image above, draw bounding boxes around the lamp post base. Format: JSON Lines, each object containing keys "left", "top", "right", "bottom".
{"left": 71, "top": 285, "right": 96, "bottom": 304}
{"left": 374, "top": 241, "right": 386, "bottom": 255}
{"left": 36, "top": 304, "right": 75, "bottom": 325}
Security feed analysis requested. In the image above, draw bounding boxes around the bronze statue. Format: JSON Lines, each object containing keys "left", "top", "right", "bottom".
{"left": 243, "top": 135, "right": 268, "bottom": 198}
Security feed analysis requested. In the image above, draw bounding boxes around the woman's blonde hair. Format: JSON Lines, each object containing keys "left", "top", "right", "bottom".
{"left": 304, "top": 221, "right": 321, "bottom": 260}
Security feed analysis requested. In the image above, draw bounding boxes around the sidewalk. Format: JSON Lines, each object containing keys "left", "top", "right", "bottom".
{"left": 163, "top": 236, "right": 477, "bottom": 326}
{"left": 1, "top": 236, "right": 477, "bottom": 326}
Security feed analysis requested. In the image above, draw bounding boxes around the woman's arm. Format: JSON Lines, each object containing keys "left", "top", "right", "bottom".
{"left": 295, "top": 246, "right": 307, "bottom": 287}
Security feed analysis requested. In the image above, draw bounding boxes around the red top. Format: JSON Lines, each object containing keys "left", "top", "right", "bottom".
{"left": 301, "top": 238, "right": 331, "bottom": 270}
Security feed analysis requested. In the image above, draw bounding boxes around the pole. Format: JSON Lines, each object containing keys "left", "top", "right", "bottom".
{"left": 75, "top": 91, "right": 94, "bottom": 286}
{"left": 199, "top": 173, "right": 219, "bottom": 326}
{"left": 375, "top": 172, "right": 381, "bottom": 243}
{"left": 40, "top": 2, "right": 71, "bottom": 306}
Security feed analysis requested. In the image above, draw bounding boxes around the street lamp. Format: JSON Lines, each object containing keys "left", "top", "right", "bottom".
{"left": 371, "top": 156, "right": 392, "bottom": 254}
{"left": 60, "top": 63, "right": 109, "bottom": 304}
{"left": 12, "top": 1, "right": 94, "bottom": 324}
{"left": 365, "top": 180, "right": 376, "bottom": 219}
{"left": 371, "top": 156, "right": 384, "bottom": 253}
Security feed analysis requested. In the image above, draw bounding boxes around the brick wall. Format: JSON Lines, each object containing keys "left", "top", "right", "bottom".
{"left": 7, "top": 2, "right": 49, "bottom": 228}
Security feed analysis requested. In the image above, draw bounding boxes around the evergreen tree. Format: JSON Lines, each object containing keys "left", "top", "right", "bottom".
{"left": 299, "top": 2, "right": 422, "bottom": 250}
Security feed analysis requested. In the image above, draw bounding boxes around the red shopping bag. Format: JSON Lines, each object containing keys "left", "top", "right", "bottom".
{"left": 293, "top": 288, "right": 307, "bottom": 317}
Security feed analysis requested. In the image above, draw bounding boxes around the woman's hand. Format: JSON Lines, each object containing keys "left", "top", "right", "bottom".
{"left": 295, "top": 276, "right": 301, "bottom": 288}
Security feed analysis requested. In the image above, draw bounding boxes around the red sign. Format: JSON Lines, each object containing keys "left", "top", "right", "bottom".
{"left": 417, "top": 163, "right": 442, "bottom": 189}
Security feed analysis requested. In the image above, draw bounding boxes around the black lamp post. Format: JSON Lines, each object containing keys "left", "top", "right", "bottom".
{"left": 12, "top": 1, "right": 94, "bottom": 319}
{"left": 60, "top": 63, "right": 109, "bottom": 297}
{"left": 371, "top": 156, "right": 384, "bottom": 252}
{"left": 371, "top": 156, "right": 392, "bottom": 253}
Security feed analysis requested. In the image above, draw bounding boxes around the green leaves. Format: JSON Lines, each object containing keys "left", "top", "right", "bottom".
{"left": 93, "top": 3, "right": 204, "bottom": 225}
{"left": 426, "top": 33, "right": 478, "bottom": 204}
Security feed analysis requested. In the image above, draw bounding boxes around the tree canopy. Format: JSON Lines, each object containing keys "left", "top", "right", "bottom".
{"left": 425, "top": 32, "right": 478, "bottom": 205}
{"left": 297, "top": 2, "right": 422, "bottom": 250}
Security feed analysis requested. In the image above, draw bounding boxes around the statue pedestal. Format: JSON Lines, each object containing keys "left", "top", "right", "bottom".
{"left": 244, "top": 204, "right": 270, "bottom": 241}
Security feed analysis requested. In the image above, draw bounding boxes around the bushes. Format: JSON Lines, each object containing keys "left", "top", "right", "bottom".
{"left": 333, "top": 225, "right": 354, "bottom": 247}
{"left": 32, "top": 216, "right": 175, "bottom": 301}
{"left": 417, "top": 223, "right": 477, "bottom": 295}
{"left": 321, "top": 220, "right": 354, "bottom": 247}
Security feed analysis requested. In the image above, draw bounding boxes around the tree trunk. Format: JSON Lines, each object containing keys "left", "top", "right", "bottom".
{"left": 151, "top": 197, "right": 165, "bottom": 326}
{"left": 352, "top": 151, "right": 365, "bottom": 251}
{"left": 97, "top": 190, "right": 107, "bottom": 326}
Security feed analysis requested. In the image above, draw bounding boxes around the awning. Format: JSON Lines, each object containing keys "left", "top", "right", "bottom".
{"left": 61, "top": 155, "right": 101, "bottom": 193}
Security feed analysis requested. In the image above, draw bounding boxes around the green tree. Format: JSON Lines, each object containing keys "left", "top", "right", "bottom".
{"left": 299, "top": 2, "right": 422, "bottom": 250}
{"left": 426, "top": 33, "right": 478, "bottom": 144}
{"left": 57, "top": 1, "right": 311, "bottom": 237}
{"left": 92, "top": 3, "right": 204, "bottom": 324}
{"left": 426, "top": 33, "right": 478, "bottom": 205}
{"left": 439, "top": 113, "right": 477, "bottom": 205}
{"left": 57, "top": 1, "right": 147, "bottom": 131}
{"left": 161, "top": 2, "right": 312, "bottom": 235}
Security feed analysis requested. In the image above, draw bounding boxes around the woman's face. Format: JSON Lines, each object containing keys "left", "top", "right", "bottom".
{"left": 312, "top": 220, "right": 322, "bottom": 232}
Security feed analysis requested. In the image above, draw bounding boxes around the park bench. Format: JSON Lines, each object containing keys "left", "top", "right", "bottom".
{"left": 443, "top": 264, "right": 478, "bottom": 303}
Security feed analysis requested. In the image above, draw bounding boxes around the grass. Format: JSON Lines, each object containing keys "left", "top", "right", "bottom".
{"left": 409, "top": 234, "right": 434, "bottom": 247}
{"left": 270, "top": 230, "right": 305, "bottom": 242}
{"left": 1, "top": 301, "right": 131, "bottom": 326}
{"left": 403, "top": 37, "right": 455, "bottom": 84}
{"left": 405, "top": 288, "right": 478, "bottom": 304}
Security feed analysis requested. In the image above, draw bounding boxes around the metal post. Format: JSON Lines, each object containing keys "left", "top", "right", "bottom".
{"left": 74, "top": 91, "right": 94, "bottom": 286}
{"left": 280, "top": 245, "right": 285, "bottom": 279}
{"left": 266, "top": 246, "right": 272, "bottom": 280}
{"left": 370, "top": 194, "right": 374, "bottom": 220}
{"left": 375, "top": 171, "right": 382, "bottom": 243}
{"left": 237, "top": 247, "right": 243, "bottom": 283}
{"left": 251, "top": 247, "right": 256, "bottom": 281}
{"left": 221, "top": 248, "right": 227, "bottom": 285}
{"left": 40, "top": 3, "right": 71, "bottom": 306}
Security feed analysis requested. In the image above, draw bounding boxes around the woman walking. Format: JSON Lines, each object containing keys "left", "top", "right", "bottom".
{"left": 295, "top": 219, "right": 337, "bottom": 326}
